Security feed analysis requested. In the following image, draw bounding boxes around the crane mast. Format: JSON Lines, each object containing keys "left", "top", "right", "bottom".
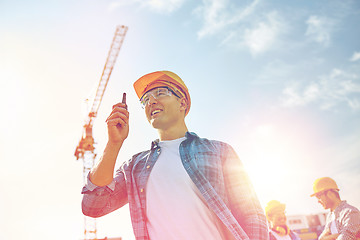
{"left": 75, "top": 25, "right": 128, "bottom": 240}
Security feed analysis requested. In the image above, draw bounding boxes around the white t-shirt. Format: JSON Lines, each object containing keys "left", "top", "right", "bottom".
{"left": 330, "top": 211, "right": 338, "bottom": 234}
{"left": 146, "top": 137, "right": 233, "bottom": 240}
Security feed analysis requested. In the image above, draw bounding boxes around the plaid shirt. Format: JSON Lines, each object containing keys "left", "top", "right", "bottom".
{"left": 319, "top": 201, "right": 360, "bottom": 240}
{"left": 82, "top": 132, "right": 268, "bottom": 240}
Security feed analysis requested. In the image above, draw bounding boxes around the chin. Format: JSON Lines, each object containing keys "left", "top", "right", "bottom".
{"left": 150, "top": 119, "right": 161, "bottom": 129}
{"left": 321, "top": 204, "right": 329, "bottom": 210}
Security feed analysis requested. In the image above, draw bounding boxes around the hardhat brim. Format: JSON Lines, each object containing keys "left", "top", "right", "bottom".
{"left": 310, "top": 188, "right": 339, "bottom": 197}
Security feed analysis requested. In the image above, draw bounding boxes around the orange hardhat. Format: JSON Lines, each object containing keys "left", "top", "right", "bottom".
{"left": 265, "top": 200, "right": 286, "bottom": 218}
{"left": 310, "top": 177, "right": 339, "bottom": 197}
{"left": 133, "top": 70, "right": 191, "bottom": 115}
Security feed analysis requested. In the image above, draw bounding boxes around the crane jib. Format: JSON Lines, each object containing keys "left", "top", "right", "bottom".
{"left": 74, "top": 25, "right": 128, "bottom": 240}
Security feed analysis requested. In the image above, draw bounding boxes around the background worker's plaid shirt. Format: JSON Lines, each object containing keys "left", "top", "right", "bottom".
{"left": 319, "top": 200, "right": 360, "bottom": 240}
{"left": 82, "top": 132, "right": 269, "bottom": 240}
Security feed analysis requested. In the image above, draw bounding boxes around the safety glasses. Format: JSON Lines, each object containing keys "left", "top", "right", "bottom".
{"left": 140, "top": 87, "right": 180, "bottom": 108}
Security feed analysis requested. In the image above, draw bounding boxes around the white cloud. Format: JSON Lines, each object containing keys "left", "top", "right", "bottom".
{"left": 108, "top": 1, "right": 129, "bottom": 12}
{"left": 108, "top": 0, "right": 185, "bottom": 14}
{"left": 144, "top": 0, "right": 186, "bottom": 13}
{"left": 243, "top": 11, "right": 282, "bottom": 56}
{"left": 195, "top": 0, "right": 285, "bottom": 56}
{"left": 305, "top": 15, "right": 334, "bottom": 47}
{"left": 110, "top": 0, "right": 282, "bottom": 55}
{"left": 281, "top": 68, "right": 360, "bottom": 111}
{"left": 194, "top": 0, "right": 228, "bottom": 38}
{"left": 283, "top": 84, "right": 310, "bottom": 106}
{"left": 195, "top": 0, "right": 259, "bottom": 39}
{"left": 350, "top": 51, "right": 360, "bottom": 62}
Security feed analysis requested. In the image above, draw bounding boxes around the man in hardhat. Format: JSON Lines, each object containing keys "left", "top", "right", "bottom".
{"left": 311, "top": 177, "right": 360, "bottom": 240}
{"left": 265, "top": 200, "right": 300, "bottom": 240}
{"left": 81, "top": 71, "right": 268, "bottom": 239}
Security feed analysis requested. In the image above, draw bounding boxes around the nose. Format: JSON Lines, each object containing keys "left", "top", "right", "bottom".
{"left": 147, "top": 94, "right": 157, "bottom": 106}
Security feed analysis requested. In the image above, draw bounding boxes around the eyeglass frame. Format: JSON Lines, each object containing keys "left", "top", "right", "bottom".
{"left": 315, "top": 189, "right": 337, "bottom": 199}
{"left": 140, "top": 86, "right": 181, "bottom": 108}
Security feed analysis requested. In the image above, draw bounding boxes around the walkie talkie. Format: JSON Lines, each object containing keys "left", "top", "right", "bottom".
{"left": 113, "top": 93, "right": 128, "bottom": 128}
{"left": 122, "top": 92, "right": 127, "bottom": 110}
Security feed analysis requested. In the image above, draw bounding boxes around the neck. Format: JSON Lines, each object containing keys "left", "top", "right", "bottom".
{"left": 157, "top": 122, "right": 188, "bottom": 141}
{"left": 330, "top": 199, "right": 342, "bottom": 211}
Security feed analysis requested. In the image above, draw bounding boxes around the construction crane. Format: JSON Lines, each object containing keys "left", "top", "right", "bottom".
{"left": 75, "top": 25, "right": 128, "bottom": 240}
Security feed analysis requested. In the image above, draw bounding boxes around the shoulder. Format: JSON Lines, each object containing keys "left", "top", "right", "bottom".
{"left": 345, "top": 202, "right": 360, "bottom": 212}
{"left": 186, "top": 132, "right": 233, "bottom": 151}
{"left": 336, "top": 201, "right": 360, "bottom": 224}
{"left": 338, "top": 201, "right": 360, "bottom": 215}
{"left": 132, "top": 150, "right": 151, "bottom": 160}
{"left": 120, "top": 149, "right": 151, "bottom": 169}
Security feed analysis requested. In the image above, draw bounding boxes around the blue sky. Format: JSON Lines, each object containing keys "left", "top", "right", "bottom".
{"left": 1, "top": 0, "right": 360, "bottom": 239}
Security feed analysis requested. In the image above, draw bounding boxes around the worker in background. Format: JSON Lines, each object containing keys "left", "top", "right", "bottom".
{"left": 81, "top": 71, "right": 268, "bottom": 240}
{"left": 265, "top": 200, "right": 300, "bottom": 240}
{"left": 311, "top": 177, "right": 360, "bottom": 240}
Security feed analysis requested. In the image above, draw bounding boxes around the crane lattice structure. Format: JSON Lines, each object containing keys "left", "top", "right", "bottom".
{"left": 75, "top": 25, "right": 128, "bottom": 240}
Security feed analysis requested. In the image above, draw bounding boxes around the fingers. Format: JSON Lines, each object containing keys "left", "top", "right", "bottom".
{"left": 112, "top": 102, "right": 127, "bottom": 110}
{"left": 106, "top": 109, "right": 129, "bottom": 122}
{"left": 106, "top": 118, "right": 127, "bottom": 127}
{"left": 106, "top": 103, "right": 129, "bottom": 126}
{"left": 106, "top": 112, "right": 128, "bottom": 127}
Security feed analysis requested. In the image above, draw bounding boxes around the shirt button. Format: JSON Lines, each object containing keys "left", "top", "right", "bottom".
{"left": 146, "top": 165, "right": 150, "bottom": 169}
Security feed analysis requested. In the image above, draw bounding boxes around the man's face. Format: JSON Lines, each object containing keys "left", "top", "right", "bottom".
{"left": 270, "top": 211, "right": 287, "bottom": 227}
{"left": 316, "top": 191, "right": 333, "bottom": 210}
{"left": 143, "top": 87, "right": 185, "bottom": 130}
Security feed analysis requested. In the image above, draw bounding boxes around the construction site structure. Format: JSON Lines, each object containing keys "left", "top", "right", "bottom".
{"left": 287, "top": 212, "right": 327, "bottom": 240}
{"left": 75, "top": 25, "right": 128, "bottom": 240}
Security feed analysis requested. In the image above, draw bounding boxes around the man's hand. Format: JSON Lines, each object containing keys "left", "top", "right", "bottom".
{"left": 89, "top": 101, "right": 129, "bottom": 187}
{"left": 105, "top": 102, "right": 129, "bottom": 145}
{"left": 320, "top": 233, "right": 339, "bottom": 240}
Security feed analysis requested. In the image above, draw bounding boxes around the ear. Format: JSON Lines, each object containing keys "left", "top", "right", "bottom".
{"left": 179, "top": 98, "right": 187, "bottom": 112}
{"left": 327, "top": 190, "right": 337, "bottom": 199}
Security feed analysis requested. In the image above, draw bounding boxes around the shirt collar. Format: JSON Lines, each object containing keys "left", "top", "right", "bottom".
{"left": 150, "top": 131, "right": 199, "bottom": 149}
